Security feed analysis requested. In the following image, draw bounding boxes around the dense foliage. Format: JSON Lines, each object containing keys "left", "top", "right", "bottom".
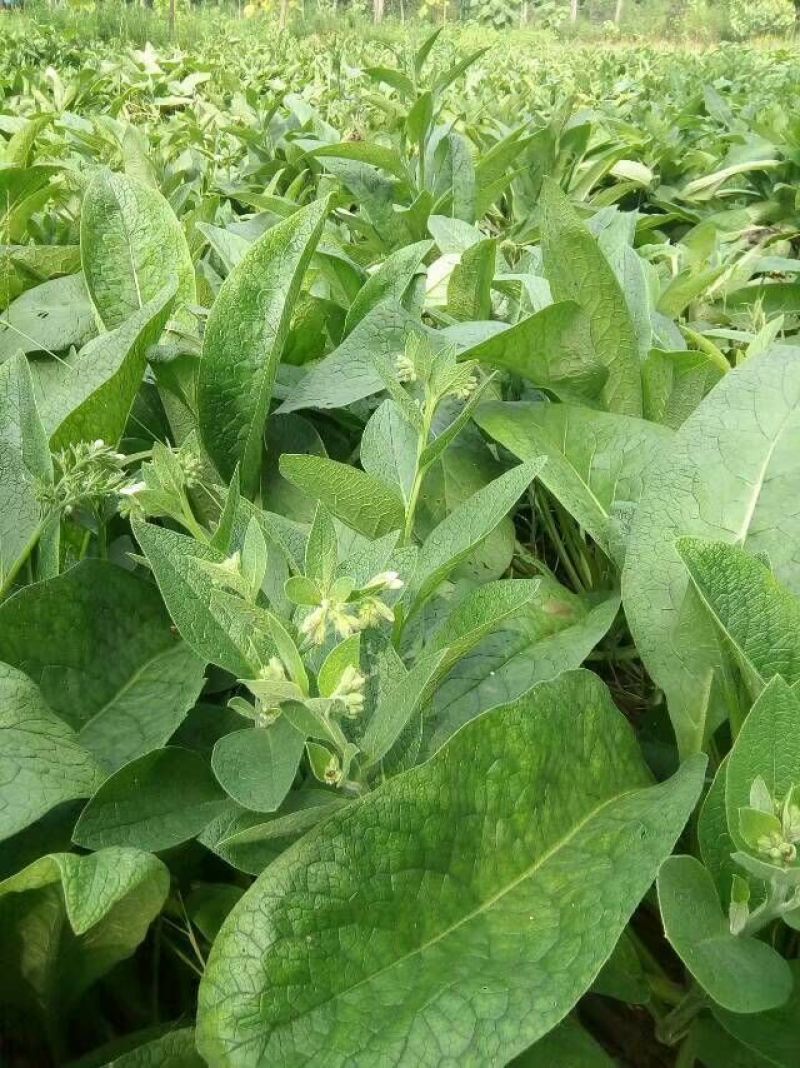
{"left": 2, "top": 18, "right": 800, "bottom": 1068}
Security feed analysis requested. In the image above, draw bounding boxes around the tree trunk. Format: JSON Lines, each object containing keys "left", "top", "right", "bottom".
{"left": 373, "top": 0, "right": 384, "bottom": 23}
{"left": 168, "top": 0, "right": 175, "bottom": 37}
{"left": 279, "top": 0, "right": 289, "bottom": 28}
{"left": 614, "top": 0, "right": 623, "bottom": 22}
{"left": 570, "top": 0, "right": 578, "bottom": 23}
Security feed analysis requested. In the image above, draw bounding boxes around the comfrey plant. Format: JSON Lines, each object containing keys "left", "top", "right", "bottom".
{"left": 3, "top": 29, "right": 800, "bottom": 1066}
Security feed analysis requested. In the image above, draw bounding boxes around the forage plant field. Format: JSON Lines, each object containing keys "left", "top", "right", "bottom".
{"left": 3, "top": 15, "right": 800, "bottom": 1068}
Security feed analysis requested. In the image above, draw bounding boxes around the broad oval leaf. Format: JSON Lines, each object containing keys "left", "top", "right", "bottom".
{"left": 80, "top": 169, "right": 196, "bottom": 330}
{"left": 712, "top": 960, "right": 800, "bottom": 1068}
{"left": 477, "top": 400, "right": 672, "bottom": 565}
{"left": 198, "top": 198, "right": 328, "bottom": 492}
{"left": 211, "top": 720, "right": 306, "bottom": 813}
{"left": 73, "top": 746, "right": 226, "bottom": 853}
{"left": 658, "top": 854, "right": 792, "bottom": 1013}
{"left": 197, "top": 670, "right": 704, "bottom": 1067}
{"left": 678, "top": 537, "right": 800, "bottom": 689}
{"left": 623, "top": 345, "right": 800, "bottom": 757}
{"left": 0, "top": 662, "right": 103, "bottom": 842}
{"left": 0, "top": 559, "right": 206, "bottom": 772}
{"left": 540, "top": 178, "right": 642, "bottom": 416}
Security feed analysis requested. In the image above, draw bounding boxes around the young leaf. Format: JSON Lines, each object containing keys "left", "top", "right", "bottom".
{"left": 540, "top": 178, "right": 642, "bottom": 416}
{"left": 0, "top": 662, "right": 103, "bottom": 842}
{"left": 197, "top": 670, "right": 704, "bottom": 1067}
{"left": 657, "top": 854, "right": 792, "bottom": 1013}
{"left": 360, "top": 399, "right": 418, "bottom": 506}
{"left": 133, "top": 520, "right": 272, "bottom": 678}
{"left": 211, "top": 720, "right": 306, "bottom": 813}
{"left": 624, "top": 344, "right": 800, "bottom": 757}
{"left": 725, "top": 676, "right": 800, "bottom": 852}
{"left": 73, "top": 747, "right": 226, "bottom": 852}
{"left": 280, "top": 454, "right": 405, "bottom": 539}
{"left": 304, "top": 502, "right": 338, "bottom": 590}
{"left": 80, "top": 169, "right": 196, "bottom": 329}
{"left": 317, "top": 634, "right": 361, "bottom": 698}
{"left": 198, "top": 198, "right": 329, "bottom": 492}
{"left": 447, "top": 237, "right": 495, "bottom": 320}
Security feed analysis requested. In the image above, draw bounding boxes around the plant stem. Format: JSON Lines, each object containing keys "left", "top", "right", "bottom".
{"left": 401, "top": 396, "right": 434, "bottom": 546}
{"left": 656, "top": 986, "right": 707, "bottom": 1047}
{"left": 0, "top": 512, "right": 53, "bottom": 601}
{"left": 539, "top": 496, "right": 584, "bottom": 592}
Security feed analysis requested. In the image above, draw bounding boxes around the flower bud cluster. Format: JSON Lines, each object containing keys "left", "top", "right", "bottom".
{"left": 36, "top": 440, "right": 127, "bottom": 518}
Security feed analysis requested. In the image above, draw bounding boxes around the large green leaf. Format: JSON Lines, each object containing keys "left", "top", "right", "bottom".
{"left": 32, "top": 284, "right": 176, "bottom": 450}
{"left": 0, "top": 273, "right": 96, "bottom": 360}
{"left": 678, "top": 538, "right": 800, "bottom": 689}
{"left": 197, "top": 670, "right": 704, "bottom": 1067}
{"left": 477, "top": 401, "right": 672, "bottom": 565}
{"left": 80, "top": 170, "right": 196, "bottom": 330}
{"left": 540, "top": 179, "right": 642, "bottom": 416}
{"left": 623, "top": 345, "right": 800, "bottom": 757}
{"left": 713, "top": 960, "right": 800, "bottom": 1068}
{"left": 197, "top": 198, "right": 328, "bottom": 491}
{"left": 0, "top": 662, "right": 103, "bottom": 842}
{"left": 428, "top": 580, "right": 620, "bottom": 751}
{"left": 456, "top": 301, "right": 605, "bottom": 407}
{"left": 0, "top": 351, "right": 51, "bottom": 593}
{"left": 87, "top": 1027, "right": 203, "bottom": 1067}
{"left": 512, "top": 1017, "right": 615, "bottom": 1066}
{"left": 658, "top": 854, "right": 792, "bottom": 1013}
{"left": 0, "top": 560, "right": 206, "bottom": 772}
{"left": 0, "top": 847, "right": 168, "bottom": 1018}
{"left": 73, "top": 747, "right": 226, "bottom": 852}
